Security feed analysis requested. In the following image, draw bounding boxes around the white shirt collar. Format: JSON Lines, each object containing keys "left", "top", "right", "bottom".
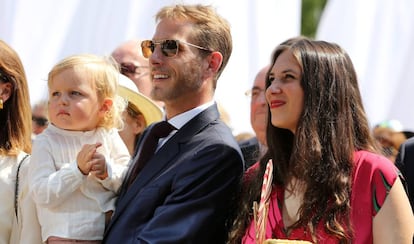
{"left": 167, "top": 100, "right": 215, "bottom": 130}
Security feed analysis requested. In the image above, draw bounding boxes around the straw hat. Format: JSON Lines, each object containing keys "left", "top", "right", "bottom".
{"left": 117, "top": 74, "right": 163, "bottom": 125}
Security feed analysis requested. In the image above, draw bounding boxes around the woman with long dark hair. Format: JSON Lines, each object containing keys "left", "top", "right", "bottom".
{"left": 228, "top": 37, "right": 413, "bottom": 243}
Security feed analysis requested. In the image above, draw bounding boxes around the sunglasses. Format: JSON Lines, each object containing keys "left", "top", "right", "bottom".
{"left": 32, "top": 116, "right": 48, "bottom": 127}
{"left": 120, "top": 63, "right": 149, "bottom": 76}
{"left": 141, "top": 39, "right": 212, "bottom": 58}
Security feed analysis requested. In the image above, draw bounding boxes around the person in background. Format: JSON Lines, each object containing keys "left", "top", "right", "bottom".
{"left": 117, "top": 74, "right": 163, "bottom": 156}
{"left": 235, "top": 131, "right": 255, "bottom": 143}
{"left": 395, "top": 137, "right": 414, "bottom": 214}
{"left": 228, "top": 37, "right": 413, "bottom": 243}
{"left": 0, "top": 40, "right": 42, "bottom": 244}
{"left": 217, "top": 101, "right": 232, "bottom": 128}
{"left": 111, "top": 39, "right": 164, "bottom": 108}
{"left": 28, "top": 54, "right": 130, "bottom": 243}
{"left": 239, "top": 65, "right": 270, "bottom": 169}
{"left": 103, "top": 4, "right": 244, "bottom": 243}
{"left": 372, "top": 120, "right": 414, "bottom": 162}
{"left": 31, "top": 99, "right": 49, "bottom": 138}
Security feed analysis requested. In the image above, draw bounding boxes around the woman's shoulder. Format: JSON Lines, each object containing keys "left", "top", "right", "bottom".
{"left": 352, "top": 150, "right": 398, "bottom": 198}
{"left": 352, "top": 151, "right": 400, "bottom": 217}
{"left": 16, "top": 151, "right": 30, "bottom": 174}
{"left": 0, "top": 151, "right": 29, "bottom": 169}
{"left": 353, "top": 150, "right": 396, "bottom": 172}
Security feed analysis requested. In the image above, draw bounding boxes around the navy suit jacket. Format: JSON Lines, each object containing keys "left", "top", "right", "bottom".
{"left": 395, "top": 137, "right": 414, "bottom": 212}
{"left": 103, "top": 104, "right": 244, "bottom": 244}
{"left": 238, "top": 137, "right": 260, "bottom": 170}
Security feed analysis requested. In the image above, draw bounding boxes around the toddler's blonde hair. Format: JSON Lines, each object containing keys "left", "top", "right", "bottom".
{"left": 48, "top": 54, "right": 126, "bottom": 130}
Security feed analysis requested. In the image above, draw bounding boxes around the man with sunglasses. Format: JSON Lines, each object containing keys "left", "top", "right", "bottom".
{"left": 104, "top": 4, "right": 244, "bottom": 244}
{"left": 111, "top": 39, "right": 164, "bottom": 107}
{"left": 31, "top": 99, "right": 49, "bottom": 138}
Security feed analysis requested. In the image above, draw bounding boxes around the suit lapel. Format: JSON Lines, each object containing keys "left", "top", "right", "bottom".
{"left": 108, "top": 104, "right": 221, "bottom": 229}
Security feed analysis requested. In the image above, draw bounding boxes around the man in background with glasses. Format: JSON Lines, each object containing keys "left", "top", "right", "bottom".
{"left": 31, "top": 99, "right": 49, "bottom": 139}
{"left": 111, "top": 39, "right": 164, "bottom": 107}
{"left": 239, "top": 65, "right": 269, "bottom": 169}
{"left": 104, "top": 4, "right": 244, "bottom": 244}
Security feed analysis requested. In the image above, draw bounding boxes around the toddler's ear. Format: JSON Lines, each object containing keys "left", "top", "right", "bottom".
{"left": 100, "top": 98, "right": 113, "bottom": 113}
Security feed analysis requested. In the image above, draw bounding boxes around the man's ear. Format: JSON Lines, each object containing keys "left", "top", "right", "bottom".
{"left": 202, "top": 51, "right": 223, "bottom": 81}
{"left": 100, "top": 98, "right": 113, "bottom": 113}
{"left": 0, "top": 82, "right": 13, "bottom": 103}
{"left": 208, "top": 51, "right": 223, "bottom": 73}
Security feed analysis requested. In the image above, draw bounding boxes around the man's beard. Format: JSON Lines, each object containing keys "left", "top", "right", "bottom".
{"left": 152, "top": 59, "right": 204, "bottom": 101}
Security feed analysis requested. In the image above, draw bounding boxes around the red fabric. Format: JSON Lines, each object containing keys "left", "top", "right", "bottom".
{"left": 242, "top": 150, "right": 398, "bottom": 243}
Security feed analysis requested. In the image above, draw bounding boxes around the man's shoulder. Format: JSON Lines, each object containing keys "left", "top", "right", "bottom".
{"left": 403, "top": 137, "right": 414, "bottom": 149}
{"left": 398, "top": 137, "right": 414, "bottom": 164}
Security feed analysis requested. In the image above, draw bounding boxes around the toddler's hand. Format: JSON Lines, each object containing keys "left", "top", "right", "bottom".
{"left": 77, "top": 143, "right": 102, "bottom": 175}
{"left": 90, "top": 152, "right": 108, "bottom": 180}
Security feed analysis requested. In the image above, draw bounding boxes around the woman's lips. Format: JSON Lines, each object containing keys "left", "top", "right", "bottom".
{"left": 269, "top": 100, "right": 285, "bottom": 108}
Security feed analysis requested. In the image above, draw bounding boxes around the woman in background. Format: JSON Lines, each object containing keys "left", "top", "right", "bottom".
{"left": 117, "top": 74, "right": 163, "bottom": 156}
{"left": 0, "top": 40, "right": 41, "bottom": 244}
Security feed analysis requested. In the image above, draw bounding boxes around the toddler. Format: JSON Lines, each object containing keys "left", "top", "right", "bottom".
{"left": 28, "top": 54, "right": 130, "bottom": 243}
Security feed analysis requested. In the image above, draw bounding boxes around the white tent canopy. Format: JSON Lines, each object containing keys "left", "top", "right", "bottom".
{"left": 317, "top": 0, "right": 414, "bottom": 131}
{"left": 0, "top": 0, "right": 301, "bottom": 135}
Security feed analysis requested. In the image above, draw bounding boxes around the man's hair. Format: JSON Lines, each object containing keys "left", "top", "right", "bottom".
{"left": 155, "top": 4, "right": 232, "bottom": 86}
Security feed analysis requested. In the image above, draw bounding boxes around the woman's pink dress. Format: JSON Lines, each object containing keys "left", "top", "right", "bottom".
{"left": 242, "top": 150, "right": 399, "bottom": 243}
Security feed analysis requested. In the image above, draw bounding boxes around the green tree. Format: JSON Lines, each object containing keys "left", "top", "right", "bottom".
{"left": 301, "top": 0, "right": 327, "bottom": 38}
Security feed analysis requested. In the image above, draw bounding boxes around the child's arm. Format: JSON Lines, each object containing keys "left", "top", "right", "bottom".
{"left": 97, "top": 129, "right": 130, "bottom": 191}
{"left": 28, "top": 139, "right": 86, "bottom": 208}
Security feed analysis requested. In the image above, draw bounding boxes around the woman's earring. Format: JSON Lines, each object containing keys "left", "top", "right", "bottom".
{"left": 0, "top": 99, "right": 3, "bottom": 110}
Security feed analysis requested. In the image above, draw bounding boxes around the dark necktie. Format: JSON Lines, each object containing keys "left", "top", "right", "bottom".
{"left": 127, "top": 121, "right": 175, "bottom": 188}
